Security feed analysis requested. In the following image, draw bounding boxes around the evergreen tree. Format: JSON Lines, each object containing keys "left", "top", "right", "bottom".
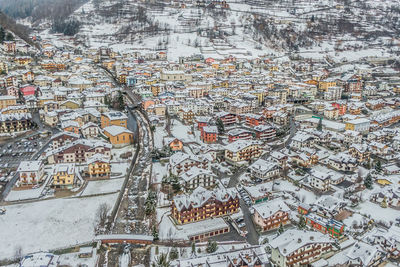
{"left": 375, "top": 160, "right": 382, "bottom": 173}
{"left": 316, "top": 117, "right": 323, "bottom": 131}
{"left": 117, "top": 91, "right": 125, "bottom": 110}
{"left": 206, "top": 240, "right": 218, "bottom": 253}
{"left": 278, "top": 223, "right": 285, "bottom": 235}
{"left": 298, "top": 215, "right": 306, "bottom": 229}
{"left": 191, "top": 242, "right": 196, "bottom": 256}
{"left": 216, "top": 118, "right": 224, "bottom": 134}
{"left": 169, "top": 247, "right": 178, "bottom": 261}
{"left": 152, "top": 225, "right": 159, "bottom": 241}
{"left": 152, "top": 253, "right": 170, "bottom": 267}
{"left": 5, "top": 32, "right": 13, "bottom": 41}
{"left": 364, "top": 173, "right": 372, "bottom": 189}
{"left": 0, "top": 27, "right": 5, "bottom": 43}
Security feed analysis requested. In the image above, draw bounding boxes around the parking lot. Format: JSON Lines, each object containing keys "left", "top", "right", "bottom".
{"left": 0, "top": 132, "right": 53, "bottom": 199}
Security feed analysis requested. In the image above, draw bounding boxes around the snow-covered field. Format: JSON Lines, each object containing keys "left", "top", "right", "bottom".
{"left": 80, "top": 178, "right": 124, "bottom": 196}
{"left": 0, "top": 193, "right": 117, "bottom": 260}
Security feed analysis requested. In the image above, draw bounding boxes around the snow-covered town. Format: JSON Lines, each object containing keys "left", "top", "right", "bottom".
{"left": 0, "top": 0, "right": 400, "bottom": 266}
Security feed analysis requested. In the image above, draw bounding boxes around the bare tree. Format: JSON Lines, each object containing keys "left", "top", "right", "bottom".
{"left": 14, "top": 245, "right": 22, "bottom": 261}
{"left": 97, "top": 203, "right": 111, "bottom": 226}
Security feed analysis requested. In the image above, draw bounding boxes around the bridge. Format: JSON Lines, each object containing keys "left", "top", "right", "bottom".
{"left": 94, "top": 234, "right": 153, "bottom": 245}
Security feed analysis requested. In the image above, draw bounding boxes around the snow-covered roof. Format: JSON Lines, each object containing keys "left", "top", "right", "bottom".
{"left": 253, "top": 198, "right": 289, "bottom": 219}
{"left": 269, "top": 229, "right": 334, "bottom": 256}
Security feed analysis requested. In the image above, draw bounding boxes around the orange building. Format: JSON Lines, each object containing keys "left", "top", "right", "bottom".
{"left": 171, "top": 187, "right": 239, "bottom": 225}
{"left": 245, "top": 114, "right": 263, "bottom": 127}
{"left": 331, "top": 102, "right": 347, "bottom": 115}
{"left": 101, "top": 111, "right": 128, "bottom": 129}
{"left": 201, "top": 126, "right": 218, "bottom": 144}
{"left": 103, "top": 126, "right": 133, "bottom": 147}
{"left": 167, "top": 138, "right": 183, "bottom": 151}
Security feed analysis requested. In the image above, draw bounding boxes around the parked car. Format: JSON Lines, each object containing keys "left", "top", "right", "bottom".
{"left": 0, "top": 207, "right": 6, "bottom": 215}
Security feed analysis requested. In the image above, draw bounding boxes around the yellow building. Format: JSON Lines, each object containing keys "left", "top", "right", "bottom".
{"left": 52, "top": 163, "right": 75, "bottom": 188}
{"left": 319, "top": 79, "right": 337, "bottom": 91}
{"left": 0, "top": 96, "right": 17, "bottom": 109}
{"left": 60, "top": 100, "right": 80, "bottom": 110}
{"left": 87, "top": 154, "right": 111, "bottom": 179}
{"left": 103, "top": 125, "right": 134, "bottom": 147}
{"left": 101, "top": 111, "right": 128, "bottom": 129}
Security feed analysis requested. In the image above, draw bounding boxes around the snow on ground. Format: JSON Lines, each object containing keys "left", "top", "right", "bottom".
{"left": 111, "top": 162, "right": 130, "bottom": 176}
{"left": 355, "top": 201, "right": 399, "bottom": 225}
{"left": 57, "top": 249, "right": 97, "bottom": 267}
{"left": 5, "top": 186, "right": 45, "bottom": 202}
{"left": 111, "top": 146, "right": 135, "bottom": 162}
{"left": 152, "top": 162, "right": 168, "bottom": 184}
{"left": 0, "top": 193, "right": 118, "bottom": 260}
{"left": 80, "top": 178, "right": 124, "bottom": 196}
{"left": 274, "top": 179, "right": 318, "bottom": 205}
{"left": 171, "top": 120, "right": 196, "bottom": 143}
{"left": 154, "top": 126, "right": 168, "bottom": 149}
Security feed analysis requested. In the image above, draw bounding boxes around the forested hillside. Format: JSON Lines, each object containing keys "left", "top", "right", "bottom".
{"left": 0, "top": 0, "right": 88, "bottom": 22}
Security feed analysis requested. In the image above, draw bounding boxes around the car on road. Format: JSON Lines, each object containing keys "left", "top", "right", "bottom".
{"left": 249, "top": 207, "right": 255, "bottom": 214}
{"left": 235, "top": 218, "right": 244, "bottom": 224}
{"left": 238, "top": 222, "right": 246, "bottom": 228}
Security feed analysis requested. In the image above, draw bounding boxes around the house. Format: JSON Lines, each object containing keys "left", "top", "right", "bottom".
{"left": 196, "top": 116, "right": 211, "bottom": 130}
{"left": 327, "top": 152, "right": 358, "bottom": 172}
{"left": 46, "top": 139, "right": 112, "bottom": 164}
{"left": 16, "top": 160, "right": 45, "bottom": 188}
{"left": 227, "top": 128, "right": 253, "bottom": 143}
{"left": 253, "top": 198, "right": 290, "bottom": 232}
{"left": 248, "top": 158, "right": 281, "bottom": 181}
{"left": 345, "top": 118, "right": 370, "bottom": 134}
{"left": 171, "top": 187, "right": 239, "bottom": 224}
{"left": 309, "top": 170, "right": 331, "bottom": 191}
{"left": 0, "top": 113, "right": 34, "bottom": 134}
{"left": 52, "top": 163, "right": 76, "bottom": 188}
{"left": 179, "top": 166, "right": 217, "bottom": 191}
{"left": 200, "top": 126, "right": 218, "bottom": 144}
{"left": 254, "top": 124, "right": 276, "bottom": 140}
{"left": 343, "top": 130, "right": 362, "bottom": 144}
{"left": 81, "top": 122, "right": 100, "bottom": 139}
{"left": 100, "top": 111, "right": 128, "bottom": 129}
{"left": 345, "top": 242, "right": 386, "bottom": 266}
{"left": 224, "top": 140, "right": 262, "bottom": 166}
{"left": 269, "top": 229, "right": 334, "bottom": 267}
{"left": 243, "top": 185, "right": 270, "bottom": 204}
{"left": 349, "top": 144, "right": 370, "bottom": 163}
{"left": 291, "top": 148, "right": 319, "bottom": 168}
{"left": 61, "top": 120, "right": 80, "bottom": 134}
{"left": 178, "top": 108, "right": 195, "bottom": 124}
{"left": 215, "top": 111, "right": 236, "bottom": 126}
{"left": 50, "top": 132, "right": 80, "bottom": 150}
{"left": 305, "top": 213, "right": 345, "bottom": 238}
{"left": 169, "top": 152, "right": 211, "bottom": 176}
{"left": 0, "top": 95, "right": 17, "bottom": 109}
{"left": 290, "top": 132, "right": 315, "bottom": 150}
{"left": 103, "top": 125, "right": 134, "bottom": 147}
{"left": 166, "top": 138, "right": 183, "bottom": 152}
{"left": 172, "top": 246, "right": 269, "bottom": 266}
{"left": 245, "top": 113, "right": 264, "bottom": 127}
{"left": 372, "top": 225, "right": 400, "bottom": 259}
{"left": 87, "top": 154, "right": 111, "bottom": 179}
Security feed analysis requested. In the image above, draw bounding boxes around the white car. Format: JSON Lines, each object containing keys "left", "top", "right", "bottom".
{"left": 238, "top": 222, "right": 246, "bottom": 228}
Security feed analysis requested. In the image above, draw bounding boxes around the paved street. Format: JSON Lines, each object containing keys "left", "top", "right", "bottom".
{"left": 240, "top": 199, "right": 259, "bottom": 245}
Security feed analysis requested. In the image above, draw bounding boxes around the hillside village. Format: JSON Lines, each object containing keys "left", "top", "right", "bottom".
{"left": 0, "top": 0, "right": 399, "bottom": 266}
